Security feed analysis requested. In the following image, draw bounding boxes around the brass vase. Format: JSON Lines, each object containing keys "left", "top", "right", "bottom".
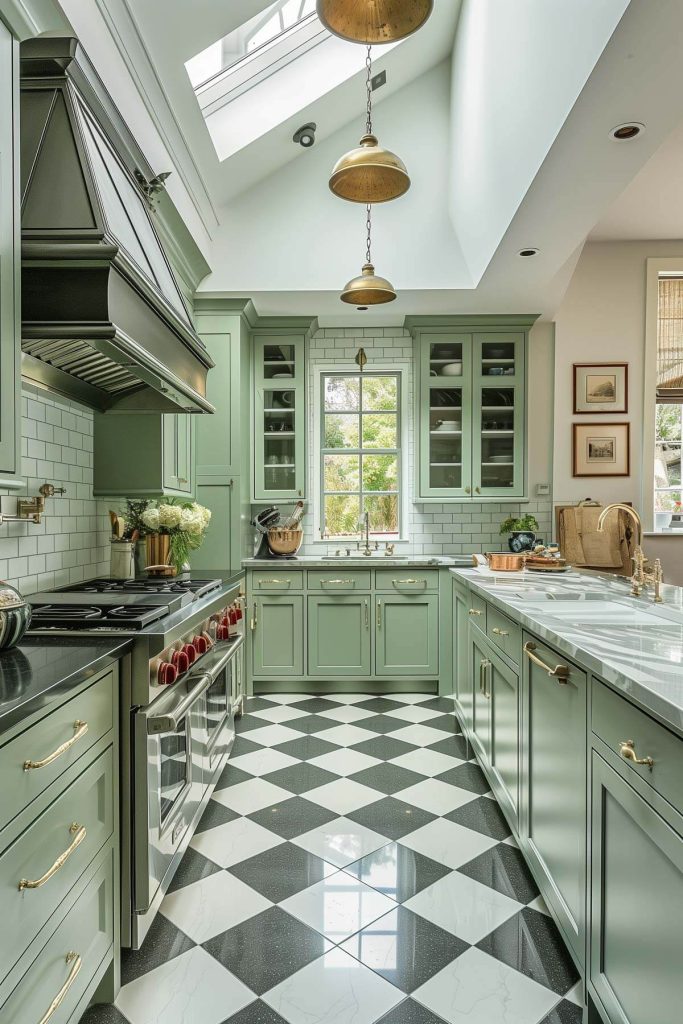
{"left": 145, "top": 533, "right": 176, "bottom": 576}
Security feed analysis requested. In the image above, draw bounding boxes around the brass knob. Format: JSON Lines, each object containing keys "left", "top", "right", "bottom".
{"left": 619, "top": 740, "right": 654, "bottom": 770}
{"left": 468, "top": 609, "right": 482, "bottom": 616}
{"left": 492, "top": 627, "right": 509, "bottom": 636}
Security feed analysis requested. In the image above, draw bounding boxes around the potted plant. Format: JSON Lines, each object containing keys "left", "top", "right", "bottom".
{"left": 141, "top": 499, "right": 212, "bottom": 575}
{"left": 499, "top": 512, "right": 540, "bottom": 553}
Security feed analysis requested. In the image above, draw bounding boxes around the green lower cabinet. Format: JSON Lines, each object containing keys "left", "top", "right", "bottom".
{"left": 375, "top": 594, "right": 439, "bottom": 677}
{"left": 521, "top": 634, "right": 586, "bottom": 964}
{"left": 252, "top": 595, "right": 303, "bottom": 677}
{"left": 307, "top": 595, "right": 371, "bottom": 676}
{"left": 487, "top": 646, "right": 519, "bottom": 822}
{"left": 453, "top": 579, "right": 473, "bottom": 728}
{"left": 469, "top": 627, "right": 491, "bottom": 761}
{"left": 590, "top": 753, "right": 683, "bottom": 1024}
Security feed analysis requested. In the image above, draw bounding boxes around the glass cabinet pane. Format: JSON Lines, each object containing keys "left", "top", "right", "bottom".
{"left": 263, "top": 387, "right": 297, "bottom": 493}
{"left": 428, "top": 385, "right": 463, "bottom": 489}
{"left": 479, "top": 387, "right": 516, "bottom": 489}
{"left": 262, "top": 343, "right": 296, "bottom": 380}
{"left": 429, "top": 340, "right": 463, "bottom": 378}
{"left": 480, "top": 340, "right": 517, "bottom": 377}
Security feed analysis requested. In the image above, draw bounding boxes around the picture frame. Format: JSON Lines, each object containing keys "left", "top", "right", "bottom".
{"left": 572, "top": 422, "right": 630, "bottom": 477}
{"left": 573, "top": 362, "right": 628, "bottom": 414}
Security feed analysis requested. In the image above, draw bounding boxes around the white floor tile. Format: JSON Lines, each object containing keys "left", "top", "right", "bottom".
{"left": 399, "top": 818, "right": 498, "bottom": 870}
{"left": 392, "top": 747, "right": 464, "bottom": 777}
{"left": 395, "top": 779, "right": 478, "bottom": 815}
{"left": 116, "top": 947, "right": 254, "bottom": 1024}
{"left": 405, "top": 870, "right": 521, "bottom": 943}
{"left": 565, "top": 980, "right": 585, "bottom": 1007}
{"left": 249, "top": 705, "right": 309, "bottom": 724}
{"left": 160, "top": 871, "right": 271, "bottom": 943}
{"left": 261, "top": 694, "right": 308, "bottom": 704}
{"left": 413, "top": 947, "right": 558, "bottom": 1024}
{"left": 281, "top": 870, "right": 396, "bottom": 943}
{"left": 292, "top": 815, "right": 389, "bottom": 867}
{"left": 527, "top": 894, "right": 551, "bottom": 916}
{"left": 386, "top": 693, "right": 436, "bottom": 704}
{"left": 384, "top": 705, "right": 441, "bottom": 724}
{"left": 389, "top": 724, "right": 451, "bottom": 747}
{"left": 317, "top": 705, "right": 376, "bottom": 723}
{"left": 308, "top": 748, "right": 381, "bottom": 777}
{"left": 190, "top": 816, "right": 284, "bottom": 868}
{"left": 304, "top": 778, "right": 381, "bottom": 815}
{"left": 324, "top": 693, "right": 373, "bottom": 704}
{"left": 229, "top": 748, "right": 299, "bottom": 777}
{"left": 263, "top": 946, "right": 403, "bottom": 1024}
{"left": 242, "top": 723, "right": 304, "bottom": 747}
{"left": 318, "top": 724, "right": 375, "bottom": 747}
{"left": 213, "top": 778, "right": 292, "bottom": 815}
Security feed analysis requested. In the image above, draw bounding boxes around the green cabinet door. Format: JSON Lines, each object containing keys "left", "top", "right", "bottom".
{"left": 253, "top": 334, "right": 306, "bottom": 501}
{"left": 452, "top": 579, "right": 473, "bottom": 728}
{"left": 252, "top": 595, "right": 303, "bottom": 677}
{"left": 521, "top": 634, "right": 586, "bottom": 964}
{"left": 472, "top": 333, "right": 525, "bottom": 497}
{"left": 417, "top": 333, "right": 472, "bottom": 498}
{"left": 469, "top": 628, "right": 491, "bottom": 761}
{"left": 590, "top": 753, "right": 683, "bottom": 1024}
{"left": 163, "top": 415, "right": 193, "bottom": 495}
{"left": 307, "top": 595, "right": 371, "bottom": 676}
{"left": 488, "top": 648, "right": 519, "bottom": 824}
{"left": 375, "top": 594, "right": 439, "bottom": 677}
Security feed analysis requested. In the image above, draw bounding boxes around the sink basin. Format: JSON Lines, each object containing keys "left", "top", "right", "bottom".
{"left": 321, "top": 554, "right": 410, "bottom": 561}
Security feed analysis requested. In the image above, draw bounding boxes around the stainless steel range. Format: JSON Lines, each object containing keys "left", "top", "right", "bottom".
{"left": 28, "top": 574, "right": 246, "bottom": 949}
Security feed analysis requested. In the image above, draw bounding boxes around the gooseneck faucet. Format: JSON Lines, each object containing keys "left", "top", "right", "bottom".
{"left": 597, "top": 503, "right": 663, "bottom": 601}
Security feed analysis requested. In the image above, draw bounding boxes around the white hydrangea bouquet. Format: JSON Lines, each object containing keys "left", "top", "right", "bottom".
{"left": 140, "top": 499, "right": 211, "bottom": 574}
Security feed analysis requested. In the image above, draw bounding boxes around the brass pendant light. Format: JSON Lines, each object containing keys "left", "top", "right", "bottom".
{"left": 317, "top": 0, "right": 434, "bottom": 43}
{"left": 329, "top": 47, "right": 410, "bottom": 204}
{"left": 341, "top": 204, "right": 396, "bottom": 306}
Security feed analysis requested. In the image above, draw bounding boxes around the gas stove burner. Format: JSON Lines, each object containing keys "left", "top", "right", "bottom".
{"left": 28, "top": 602, "right": 167, "bottom": 631}
{"left": 31, "top": 604, "right": 106, "bottom": 620}
{"left": 61, "top": 577, "right": 222, "bottom": 599}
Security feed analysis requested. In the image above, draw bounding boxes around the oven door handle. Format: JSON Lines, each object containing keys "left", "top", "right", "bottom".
{"left": 146, "top": 673, "right": 212, "bottom": 735}
{"left": 198, "top": 637, "right": 243, "bottom": 680}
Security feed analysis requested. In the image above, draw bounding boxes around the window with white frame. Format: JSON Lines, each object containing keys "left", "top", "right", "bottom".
{"left": 654, "top": 277, "right": 683, "bottom": 526}
{"left": 320, "top": 372, "right": 401, "bottom": 539}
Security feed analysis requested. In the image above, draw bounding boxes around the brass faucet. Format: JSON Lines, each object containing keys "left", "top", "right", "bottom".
{"left": 360, "top": 511, "right": 372, "bottom": 557}
{"left": 597, "top": 503, "right": 663, "bottom": 601}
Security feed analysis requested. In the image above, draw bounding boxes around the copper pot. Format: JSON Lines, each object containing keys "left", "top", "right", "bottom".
{"left": 484, "top": 552, "right": 525, "bottom": 571}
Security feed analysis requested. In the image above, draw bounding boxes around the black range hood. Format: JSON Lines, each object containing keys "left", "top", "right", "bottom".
{"left": 20, "top": 36, "right": 214, "bottom": 414}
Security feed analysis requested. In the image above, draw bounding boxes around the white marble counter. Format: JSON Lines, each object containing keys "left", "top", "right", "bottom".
{"left": 243, "top": 555, "right": 472, "bottom": 568}
{"left": 452, "top": 567, "right": 683, "bottom": 736}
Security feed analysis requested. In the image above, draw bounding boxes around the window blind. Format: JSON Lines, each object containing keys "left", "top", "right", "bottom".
{"left": 657, "top": 277, "right": 683, "bottom": 403}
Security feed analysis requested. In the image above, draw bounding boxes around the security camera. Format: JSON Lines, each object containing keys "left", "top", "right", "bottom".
{"left": 293, "top": 123, "right": 316, "bottom": 148}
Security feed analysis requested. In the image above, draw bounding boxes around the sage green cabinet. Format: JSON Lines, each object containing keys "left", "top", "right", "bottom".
{"left": 418, "top": 333, "right": 472, "bottom": 498}
{"left": 252, "top": 594, "right": 303, "bottom": 677}
{"left": 589, "top": 753, "right": 683, "bottom": 1024}
{"left": 452, "top": 576, "right": 472, "bottom": 726}
{"left": 253, "top": 333, "right": 306, "bottom": 501}
{"left": 472, "top": 333, "right": 525, "bottom": 496}
{"left": 307, "top": 595, "right": 371, "bottom": 676}
{"left": 93, "top": 412, "right": 194, "bottom": 497}
{"left": 375, "top": 593, "right": 439, "bottom": 677}
{"left": 0, "top": 22, "right": 22, "bottom": 488}
{"left": 470, "top": 627, "right": 491, "bottom": 761}
{"left": 520, "top": 634, "right": 586, "bottom": 963}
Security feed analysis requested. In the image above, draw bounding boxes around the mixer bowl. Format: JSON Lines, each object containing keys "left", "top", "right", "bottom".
{"left": 267, "top": 528, "right": 303, "bottom": 557}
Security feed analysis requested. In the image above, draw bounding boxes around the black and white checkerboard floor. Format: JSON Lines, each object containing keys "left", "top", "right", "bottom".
{"left": 84, "top": 694, "right": 583, "bottom": 1024}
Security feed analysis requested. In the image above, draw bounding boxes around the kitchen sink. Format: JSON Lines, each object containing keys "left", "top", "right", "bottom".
{"left": 321, "top": 554, "right": 411, "bottom": 561}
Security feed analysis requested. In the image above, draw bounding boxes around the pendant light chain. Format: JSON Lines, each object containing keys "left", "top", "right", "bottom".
{"left": 365, "top": 45, "right": 373, "bottom": 135}
{"left": 365, "top": 203, "right": 372, "bottom": 264}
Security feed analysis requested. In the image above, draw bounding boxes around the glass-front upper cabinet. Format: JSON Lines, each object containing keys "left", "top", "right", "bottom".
{"left": 472, "top": 334, "right": 525, "bottom": 496}
{"left": 253, "top": 334, "right": 305, "bottom": 500}
{"left": 420, "top": 334, "right": 472, "bottom": 497}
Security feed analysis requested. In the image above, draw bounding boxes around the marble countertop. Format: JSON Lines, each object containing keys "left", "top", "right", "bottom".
{"left": 0, "top": 636, "right": 133, "bottom": 736}
{"left": 452, "top": 567, "right": 683, "bottom": 736}
{"left": 243, "top": 555, "right": 472, "bottom": 568}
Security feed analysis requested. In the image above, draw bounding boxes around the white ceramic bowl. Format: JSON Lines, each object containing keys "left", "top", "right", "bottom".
{"left": 437, "top": 420, "right": 459, "bottom": 431}
{"left": 441, "top": 362, "right": 462, "bottom": 376}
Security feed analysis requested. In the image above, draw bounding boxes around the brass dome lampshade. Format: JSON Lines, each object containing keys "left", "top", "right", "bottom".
{"left": 329, "top": 46, "right": 410, "bottom": 204}
{"left": 317, "top": 0, "right": 434, "bottom": 43}
{"left": 340, "top": 205, "right": 397, "bottom": 306}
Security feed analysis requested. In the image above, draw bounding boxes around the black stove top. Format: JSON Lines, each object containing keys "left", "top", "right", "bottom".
{"left": 29, "top": 603, "right": 167, "bottom": 631}
{"left": 58, "top": 577, "right": 222, "bottom": 598}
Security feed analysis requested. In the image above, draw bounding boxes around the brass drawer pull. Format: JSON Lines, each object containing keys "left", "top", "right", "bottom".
{"left": 468, "top": 608, "right": 482, "bottom": 616}
{"left": 19, "top": 823, "right": 86, "bottom": 891}
{"left": 258, "top": 578, "right": 290, "bottom": 585}
{"left": 364, "top": 599, "right": 369, "bottom": 628}
{"left": 619, "top": 739, "right": 654, "bottom": 770}
{"left": 492, "top": 627, "right": 510, "bottom": 637}
{"left": 250, "top": 602, "right": 257, "bottom": 631}
{"left": 524, "top": 642, "right": 569, "bottom": 683}
{"left": 23, "top": 721, "right": 88, "bottom": 772}
{"left": 377, "top": 599, "right": 382, "bottom": 628}
{"left": 392, "top": 578, "right": 426, "bottom": 585}
{"left": 38, "top": 951, "right": 82, "bottom": 1024}
{"left": 321, "top": 579, "right": 355, "bottom": 585}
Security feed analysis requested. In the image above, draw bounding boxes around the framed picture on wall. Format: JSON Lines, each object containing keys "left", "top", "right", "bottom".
{"left": 572, "top": 422, "right": 630, "bottom": 477}
{"left": 573, "top": 362, "right": 628, "bottom": 413}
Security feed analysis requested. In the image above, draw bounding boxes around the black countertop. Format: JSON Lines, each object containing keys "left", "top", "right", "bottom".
{"left": 0, "top": 636, "right": 133, "bottom": 737}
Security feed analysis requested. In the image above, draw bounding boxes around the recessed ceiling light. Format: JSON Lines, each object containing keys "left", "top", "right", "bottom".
{"left": 518, "top": 248, "right": 539, "bottom": 257}
{"left": 611, "top": 122, "right": 645, "bottom": 141}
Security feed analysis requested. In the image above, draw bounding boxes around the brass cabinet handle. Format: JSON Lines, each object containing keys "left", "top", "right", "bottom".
{"left": 392, "top": 578, "right": 426, "bottom": 586}
{"left": 37, "top": 951, "right": 82, "bottom": 1024}
{"left": 377, "top": 599, "right": 382, "bottom": 628}
{"left": 524, "top": 641, "right": 569, "bottom": 683}
{"left": 492, "top": 627, "right": 509, "bottom": 637}
{"left": 23, "top": 721, "right": 88, "bottom": 772}
{"left": 258, "top": 578, "right": 290, "bottom": 585}
{"left": 321, "top": 579, "right": 355, "bottom": 585}
{"left": 178, "top": 477, "right": 188, "bottom": 484}
{"left": 475, "top": 486, "right": 481, "bottom": 494}
{"left": 465, "top": 486, "right": 472, "bottom": 494}
{"left": 250, "top": 602, "right": 257, "bottom": 631}
{"left": 364, "top": 600, "right": 369, "bottom": 629}
{"left": 619, "top": 739, "right": 654, "bottom": 770}
{"left": 468, "top": 608, "right": 482, "bottom": 616}
{"left": 19, "top": 823, "right": 86, "bottom": 891}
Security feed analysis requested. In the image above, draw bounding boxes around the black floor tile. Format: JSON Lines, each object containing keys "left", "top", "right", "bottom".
{"left": 415, "top": 696, "right": 456, "bottom": 714}
{"left": 203, "top": 907, "right": 328, "bottom": 995}
{"left": 437, "top": 761, "right": 490, "bottom": 793}
{"left": 355, "top": 697, "right": 405, "bottom": 713}
{"left": 166, "top": 846, "right": 222, "bottom": 893}
{"left": 273, "top": 735, "right": 340, "bottom": 761}
{"left": 289, "top": 697, "right": 341, "bottom": 713}
{"left": 376, "top": 998, "right": 450, "bottom": 1024}
{"left": 458, "top": 843, "right": 540, "bottom": 904}
{"left": 286, "top": 714, "right": 339, "bottom": 735}
{"left": 195, "top": 798, "right": 240, "bottom": 834}
{"left": 346, "top": 797, "right": 436, "bottom": 840}
{"left": 538, "top": 1000, "right": 583, "bottom": 1024}
{"left": 351, "top": 736, "right": 419, "bottom": 761}
{"left": 79, "top": 1006, "right": 130, "bottom": 1024}
{"left": 214, "top": 763, "right": 255, "bottom": 791}
{"left": 222, "top": 1000, "right": 290, "bottom": 1024}
{"left": 427, "top": 735, "right": 472, "bottom": 760}
{"left": 236, "top": 714, "right": 276, "bottom": 733}
{"left": 355, "top": 715, "right": 406, "bottom": 735}
{"left": 244, "top": 697, "right": 278, "bottom": 711}
{"left": 476, "top": 907, "right": 580, "bottom": 995}
{"left": 232, "top": 736, "right": 266, "bottom": 757}
{"left": 121, "top": 912, "right": 195, "bottom": 985}
{"left": 348, "top": 763, "right": 426, "bottom": 795}
{"left": 344, "top": 842, "right": 450, "bottom": 903}
{"left": 261, "top": 762, "right": 338, "bottom": 794}
{"left": 342, "top": 906, "right": 468, "bottom": 992}
{"left": 422, "top": 714, "right": 459, "bottom": 733}
{"left": 445, "top": 796, "right": 512, "bottom": 840}
{"left": 229, "top": 842, "right": 334, "bottom": 903}
{"left": 248, "top": 795, "right": 337, "bottom": 839}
